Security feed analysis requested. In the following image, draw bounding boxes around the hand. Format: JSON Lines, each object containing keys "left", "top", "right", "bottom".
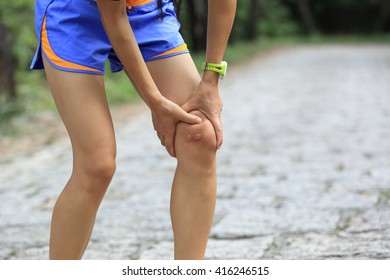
{"left": 151, "top": 97, "right": 202, "bottom": 157}
{"left": 181, "top": 73, "right": 223, "bottom": 149}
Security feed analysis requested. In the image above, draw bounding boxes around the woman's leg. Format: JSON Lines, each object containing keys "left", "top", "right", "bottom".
{"left": 146, "top": 54, "right": 217, "bottom": 259}
{"left": 43, "top": 56, "right": 116, "bottom": 259}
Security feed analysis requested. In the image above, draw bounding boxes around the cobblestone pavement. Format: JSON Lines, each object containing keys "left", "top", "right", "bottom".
{"left": 1, "top": 44, "right": 390, "bottom": 260}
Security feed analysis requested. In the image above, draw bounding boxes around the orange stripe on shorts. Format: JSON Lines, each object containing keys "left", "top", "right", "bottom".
{"left": 41, "top": 16, "right": 101, "bottom": 73}
{"left": 151, "top": 44, "right": 188, "bottom": 59}
{"left": 126, "top": 0, "right": 154, "bottom": 9}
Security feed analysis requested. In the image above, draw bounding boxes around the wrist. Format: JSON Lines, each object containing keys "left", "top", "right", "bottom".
{"left": 202, "top": 70, "right": 219, "bottom": 85}
{"left": 143, "top": 89, "right": 165, "bottom": 111}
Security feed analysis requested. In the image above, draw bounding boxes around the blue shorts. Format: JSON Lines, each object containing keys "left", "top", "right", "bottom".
{"left": 30, "top": 0, "right": 189, "bottom": 75}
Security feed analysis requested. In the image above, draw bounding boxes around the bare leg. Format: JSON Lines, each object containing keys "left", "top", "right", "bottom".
{"left": 146, "top": 54, "right": 217, "bottom": 259}
{"left": 171, "top": 110, "right": 217, "bottom": 259}
{"left": 43, "top": 56, "right": 116, "bottom": 259}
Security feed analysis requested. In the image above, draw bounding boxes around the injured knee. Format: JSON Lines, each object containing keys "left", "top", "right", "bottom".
{"left": 176, "top": 110, "right": 216, "bottom": 152}
{"left": 186, "top": 132, "right": 202, "bottom": 142}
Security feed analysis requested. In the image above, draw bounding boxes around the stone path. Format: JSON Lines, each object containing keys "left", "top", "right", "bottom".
{"left": 1, "top": 44, "right": 389, "bottom": 259}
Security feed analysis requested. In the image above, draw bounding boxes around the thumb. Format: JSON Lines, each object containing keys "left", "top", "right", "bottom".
{"left": 181, "top": 101, "right": 193, "bottom": 113}
{"left": 180, "top": 109, "right": 202, "bottom": 125}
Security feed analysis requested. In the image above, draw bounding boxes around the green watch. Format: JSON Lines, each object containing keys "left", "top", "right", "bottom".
{"left": 201, "top": 61, "right": 228, "bottom": 79}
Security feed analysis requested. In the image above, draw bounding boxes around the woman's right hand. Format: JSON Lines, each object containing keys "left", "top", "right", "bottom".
{"left": 150, "top": 97, "right": 202, "bottom": 157}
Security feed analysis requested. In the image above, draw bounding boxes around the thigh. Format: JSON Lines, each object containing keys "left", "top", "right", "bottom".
{"left": 42, "top": 56, "right": 116, "bottom": 162}
{"left": 146, "top": 53, "right": 201, "bottom": 106}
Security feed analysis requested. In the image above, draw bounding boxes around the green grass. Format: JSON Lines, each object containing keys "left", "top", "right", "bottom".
{"left": 104, "top": 70, "right": 140, "bottom": 106}
{"left": 17, "top": 71, "right": 56, "bottom": 112}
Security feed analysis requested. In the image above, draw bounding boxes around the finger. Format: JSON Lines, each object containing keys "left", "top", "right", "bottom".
{"left": 159, "top": 133, "right": 165, "bottom": 147}
{"left": 164, "top": 133, "right": 175, "bottom": 157}
{"left": 180, "top": 110, "right": 202, "bottom": 125}
{"left": 210, "top": 117, "right": 223, "bottom": 149}
{"left": 181, "top": 101, "right": 193, "bottom": 113}
{"left": 152, "top": 114, "right": 157, "bottom": 131}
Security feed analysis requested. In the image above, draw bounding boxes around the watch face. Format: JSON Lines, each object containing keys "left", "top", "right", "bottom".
{"left": 220, "top": 61, "right": 228, "bottom": 79}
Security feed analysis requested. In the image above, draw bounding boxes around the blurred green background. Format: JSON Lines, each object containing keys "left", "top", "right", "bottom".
{"left": 0, "top": 0, "right": 389, "bottom": 128}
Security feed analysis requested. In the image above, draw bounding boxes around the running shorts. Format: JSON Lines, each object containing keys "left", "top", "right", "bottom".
{"left": 30, "top": 0, "right": 189, "bottom": 75}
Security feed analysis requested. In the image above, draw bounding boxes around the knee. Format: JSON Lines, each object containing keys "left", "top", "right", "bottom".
{"left": 84, "top": 156, "right": 116, "bottom": 182}
{"left": 175, "top": 110, "right": 216, "bottom": 162}
{"left": 74, "top": 150, "right": 116, "bottom": 196}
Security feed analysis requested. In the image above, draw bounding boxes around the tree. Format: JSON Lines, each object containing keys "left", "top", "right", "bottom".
{"left": 0, "top": 17, "right": 17, "bottom": 102}
{"left": 294, "top": 0, "right": 316, "bottom": 34}
{"left": 185, "top": 0, "right": 208, "bottom": 52}
{"left": 375, "top": 0, "right": 390, "bottom": 31}
{"left": 0, "top": 0, "right": 35, "bottom": 106}
{"left": 246, "top": 0, "right": 261, "bottom": 40}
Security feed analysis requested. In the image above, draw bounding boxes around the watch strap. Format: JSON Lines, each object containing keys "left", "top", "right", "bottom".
{"left": 201, "top": 61, "right": 227, "bottom": 79}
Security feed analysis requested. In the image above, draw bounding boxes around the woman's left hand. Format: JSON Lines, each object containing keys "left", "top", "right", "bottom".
{"left": 181, "top": 72, "right": 223, "bottom": 150}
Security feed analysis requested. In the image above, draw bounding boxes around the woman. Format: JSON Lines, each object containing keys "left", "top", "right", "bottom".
{"left": 30, "top": 0, "right": 236, "bottom": 260}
